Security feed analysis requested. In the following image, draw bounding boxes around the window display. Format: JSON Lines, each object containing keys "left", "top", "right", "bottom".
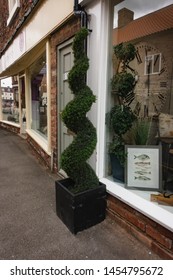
{"left": 1, "top": 77, "right": 19, "bottom": 123}
{"left": 106, "top": 1, "right": 173, "bottom": 198}
{"left": 125, "top": 145, "right": 162, "bottom": 191}
{"left": 125, "top": 42, "right": 169, "bottom": 117}
{"left": 29, "top": 52, "right": 47, "bottom": 138}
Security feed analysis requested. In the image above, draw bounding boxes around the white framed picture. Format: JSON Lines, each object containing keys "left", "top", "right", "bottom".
{"left": 125, "top": 145, "right": 162, "bottom": 191}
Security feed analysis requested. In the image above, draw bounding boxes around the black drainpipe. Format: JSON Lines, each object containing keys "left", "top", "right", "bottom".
{"left": 73, "top": 0, "right": 91, "bottom": 55}
{"left": 73, "top": 0, "right": 88, "bottom": 28}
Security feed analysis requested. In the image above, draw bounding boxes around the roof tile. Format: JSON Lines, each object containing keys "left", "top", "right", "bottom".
{"left": 113, "top": 4, "right": 173, "bottom": 44}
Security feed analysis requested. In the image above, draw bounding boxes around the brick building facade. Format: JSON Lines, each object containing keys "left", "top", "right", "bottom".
{"left": 0, "top": 0, "right": 80, "bottom": 171}
{"left": 27, "top": 16, "right": 80, "bottom": 171}
{"left": 0, "top": 0, "right": 8, "bottom": 51}
{"left": 0, "top": 0, "right": 172, "bottom": 259}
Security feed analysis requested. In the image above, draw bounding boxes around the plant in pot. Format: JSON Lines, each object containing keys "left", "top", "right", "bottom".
{"left": 108, "top": 104, "right": 137, "bottom": 182}
{"left": 108, "top": 43, "right": 137, "bottom": 182}
{"left": 55, "top": 28, "right": 106, "bottom": 234}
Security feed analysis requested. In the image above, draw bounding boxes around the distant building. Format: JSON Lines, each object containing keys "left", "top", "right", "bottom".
{"left": 1, "top": 87, "right": 13, "bottom": 101}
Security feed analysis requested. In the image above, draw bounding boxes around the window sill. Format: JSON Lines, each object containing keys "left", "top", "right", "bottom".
{"left": 0, "top": 120, "right": 20, "bottom": 128}
{"left": 101, "top": 177, "right": 173, "bottom": 232}
{"left": 26, "top": 129, "right": 51, "bottom": 156}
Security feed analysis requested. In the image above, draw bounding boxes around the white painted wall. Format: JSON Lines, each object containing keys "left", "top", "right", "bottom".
{"left": 25, "top": 0, "right": 73, "bottom": 50}
{"left": 85, "top": 0, "right": 113, "bottom": 173}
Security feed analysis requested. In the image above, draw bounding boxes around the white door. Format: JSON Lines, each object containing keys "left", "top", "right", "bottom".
{"left": 58, "top": 42, "right": 74, "bottom": 165}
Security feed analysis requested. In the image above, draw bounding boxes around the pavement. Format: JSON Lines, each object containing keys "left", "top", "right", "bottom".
{"left": 0, "top": 128, "right": 161, "bottom": 260}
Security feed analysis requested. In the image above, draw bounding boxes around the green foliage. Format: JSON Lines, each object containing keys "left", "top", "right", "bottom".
{"left": 61, "top": 86, "right": 96, "bottom": 133}
{"left": 126, "top": 118, "right": 151, "bottom": 145}
{"left": 109, "top": 136, "right": 126, "bottom": 166}
{"left": 68, "top": 28, "right": 89, "bottom": 93}
{"left": 108, "top": 105, "right": 136, "bottom": 164}
{"left": 60, "top": 28, "right": 99, "bottom": 193}
{"left": 108, "top": 42, "right": 137, "bottom": 166}
{"left": 109, "top": 105, "right": 137, "bottom": 136}
{"left": 111, "top": 72, "right": 135, "bottom": 98}
{"left": 113, "top": 43, "right": 136, "bottom": 65}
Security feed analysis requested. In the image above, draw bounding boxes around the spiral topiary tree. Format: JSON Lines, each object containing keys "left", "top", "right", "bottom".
{"left": 60, "top": 28, "right": 99, "bottom": 193}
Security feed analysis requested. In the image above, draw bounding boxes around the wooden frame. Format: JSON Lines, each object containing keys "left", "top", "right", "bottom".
{"left": 125, "top": 145, "right": 162, "bottom": 191}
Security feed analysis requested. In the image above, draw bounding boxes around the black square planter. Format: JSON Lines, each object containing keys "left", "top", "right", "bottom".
{"left": 55, "top": 178, "right": 107, "bottom": 234}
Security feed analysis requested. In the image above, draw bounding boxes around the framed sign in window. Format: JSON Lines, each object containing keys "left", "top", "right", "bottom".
{"left": 125, "top": 145, "right": 162, "bottom": 191}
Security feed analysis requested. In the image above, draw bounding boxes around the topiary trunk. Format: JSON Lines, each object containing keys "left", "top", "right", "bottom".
{"left": 60, "top": 28, "right": 99, "bottom": 193}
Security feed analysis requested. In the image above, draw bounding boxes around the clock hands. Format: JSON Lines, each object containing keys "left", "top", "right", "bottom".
{"left": 159, "top": 67, "right": 165, "bottom": 75}
{"left": 124, "top": 44, "right": 168, "bottom": 117}
{"left": 154, "top": 54, "right": 159, "bottom": 66}
{"left": 144, "top": 60, "right": 151, "bottom": 117}
{"left": 136, "top": 49, "right": 142, "bottom": 64}
{"left": 147, "top": 61, "right": 150, "bottom": 92}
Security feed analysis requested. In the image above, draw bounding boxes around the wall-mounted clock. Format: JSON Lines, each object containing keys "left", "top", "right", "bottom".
{"left": 125, "top": 42, "right": 169, "bottom": 117}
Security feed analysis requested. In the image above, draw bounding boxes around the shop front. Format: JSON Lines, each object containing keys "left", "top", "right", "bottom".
{"left": 0, "top": 0, "right": 172, "bottom": 258}
{"left": 0, "top": 0, "right": 75, "bottom": 167}
{"left": 77, "top": 0, "right": 173, "bottom": 257}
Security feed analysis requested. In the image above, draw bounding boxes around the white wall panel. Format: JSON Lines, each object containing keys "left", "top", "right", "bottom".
{"left": 25, "top": 0, "right": 73, "bottom": 50}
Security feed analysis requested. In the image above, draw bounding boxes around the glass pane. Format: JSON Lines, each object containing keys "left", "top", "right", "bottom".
{"left": 29, "top": 52, "right": 47, "bottom": 138}
{"left": 106, "top": 0, "right": 173, "bottom": 195}
{"left": 1, "top": 76, "right": 19, "bottom": 123}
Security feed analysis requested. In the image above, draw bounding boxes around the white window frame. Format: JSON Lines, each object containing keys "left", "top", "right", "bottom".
{"left": 26, "top": 41, "right": 51, "bottom": 155}
{"left": 7, "top": 0, "right": 20, "bottom": 26}
{"left": 144, "top": 53, "right": 161, "bottom": 75}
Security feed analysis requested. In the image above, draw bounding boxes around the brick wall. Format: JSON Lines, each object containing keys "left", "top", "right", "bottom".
{"left": 0, "top": 122, "right": 20, "bottom": 134}
{"left": 27, "top": 134, "right": 51, "bottom": 169}
{"left": 107, "top": 194, "right": 173, "bottom": 259}
{"left": 118, "top": 8, "right": 134, "bottom": 28}
{"left": 0, "top": 0, "right": 8, "bottom": 51}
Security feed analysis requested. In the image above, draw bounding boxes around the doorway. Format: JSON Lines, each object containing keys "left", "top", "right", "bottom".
{"left": 57, "top": 40, "right": 74, "bottom": 169}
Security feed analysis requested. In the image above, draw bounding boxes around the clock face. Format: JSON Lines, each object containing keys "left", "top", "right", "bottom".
{"left": 124, "top": 42, "right": 169, "bottom": 117}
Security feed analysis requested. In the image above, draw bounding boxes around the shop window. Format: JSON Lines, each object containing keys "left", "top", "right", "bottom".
{"left": 105, "top": 0, "right": 173, "bottom": 218}
{"left": 1, "top": 77, "right": 19, "bottom": 123}
{"left": 29, "top": 52, "right": 47, "bottom": 138}
{"left": 7, "top": 0, "right": 20, "bottom": 26}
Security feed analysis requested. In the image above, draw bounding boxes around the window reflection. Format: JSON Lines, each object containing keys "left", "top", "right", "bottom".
{"left": 1, "top": 77, "right": 19, "bottom": 123}
{"left": 108, "top": 1, "right": 173, "bottom": 195}
{"left": 29, "top": 52, "right": 47, "bottom": 138}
